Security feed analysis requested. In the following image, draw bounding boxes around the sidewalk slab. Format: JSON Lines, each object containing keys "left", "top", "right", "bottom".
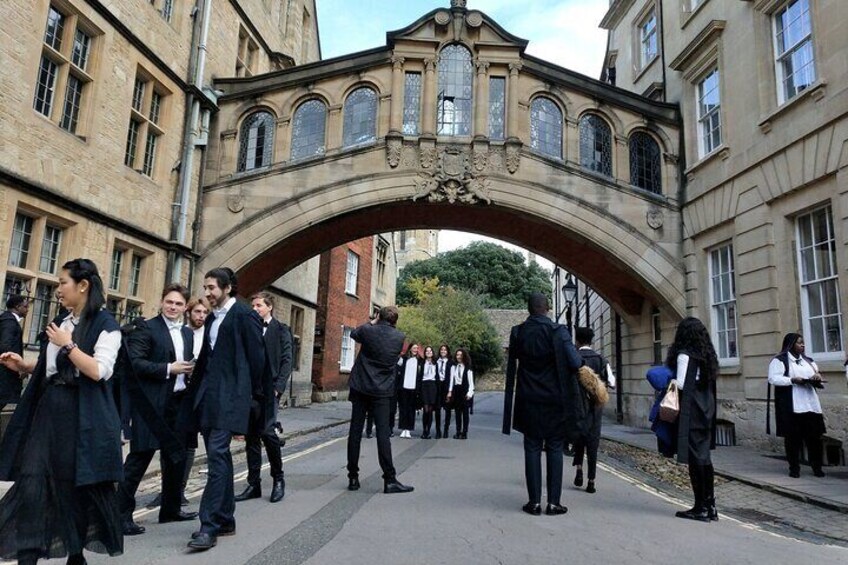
{"left": 601, "top": 420, "right": 848, "bottom": 514}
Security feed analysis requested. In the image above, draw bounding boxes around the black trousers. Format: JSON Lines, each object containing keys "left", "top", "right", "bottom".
{"left": 784, "top": 412, "right": 825, "bottom": 472}
{"left": 117, "top": 448, "right": 184, "bottom": 520}
{"left": 573, "top": 406, "right": 603, "bottom": 481}
{"left": 199, "top": 428, "right": 235, "bottom": 536}
{"left": 389, "top": 394, "right": 397, "bottom": 432}
{"left": 347, "top": 389, "right": 396, "bottom": 481}
{"left": 454, "top": 396, "right": 469, "bottom": 435}
{"left": 398, "top": 388, "right": 417, "bottom": 430}
{"left": 245, "top": 405, "right": 283, "bottom": 486}
{"left": 524, "top": 435, "right": 564, "bottom": 505}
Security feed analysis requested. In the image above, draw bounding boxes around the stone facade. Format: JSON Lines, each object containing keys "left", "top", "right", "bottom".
{"left": 0, "top": 0, "right": 320, "bottom": 356}
{"left": 600, "top": 0, "right": 848, "bottom": 447}
{"left": 394, "top": 229, "right": 439, "bottom": 274}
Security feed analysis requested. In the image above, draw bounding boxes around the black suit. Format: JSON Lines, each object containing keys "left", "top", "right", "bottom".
{"left": 503, "top": 314, "right": 585, "bottom": 506}
{"left": 347, "top": 320, "right": 405, "bottom": 481}
{"left": 191, "top": 299, "right": 265, "bottom": 536}
{"left": 0, "top": 310, "right": 24, "bottom": 407}
{"left": 117, "top": 315, "right": 193, "bottom": 521}
{"left": 244, "top": 318, "right": 292, "bottom": 487}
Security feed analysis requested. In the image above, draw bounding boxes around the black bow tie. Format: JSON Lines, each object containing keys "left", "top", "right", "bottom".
{"left": 262, "top": 321, "right": 270, "bottom": 328}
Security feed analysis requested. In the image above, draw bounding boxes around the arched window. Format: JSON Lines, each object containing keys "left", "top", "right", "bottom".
{"left": 530, "top": 97, "right": 562, "bottom": 158}
{"left": 437, "top": 44, "right": 473, "bottom": 136}
{"left": 579, "top": 114, "right": 612, "bottom": 176}
{"left": 629, "top": 131, "right": 662, "bottom": 194}
{"left": 237, "top": 111, "right": 275, "bottom": 172}
{"left": 342, "top": 87, "right": 377, "bottom": 147}
{"left": 290, "top": 99, "right": 327, "bottom": 160}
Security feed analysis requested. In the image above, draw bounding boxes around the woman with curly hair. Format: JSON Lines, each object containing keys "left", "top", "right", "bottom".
{"left": 667, "top": 317, "right": 719, "bottom": 523}
{"left": 447, "top": 348, "right": 474, "bottom": 439}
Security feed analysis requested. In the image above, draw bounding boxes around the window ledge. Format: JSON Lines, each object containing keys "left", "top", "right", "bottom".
{"left": 758, "top": 80, "right": 827, "bottom": 134}
{"left": 633, "top": 54, "right": 659, "bottom": 83}
{"left": 345, "top": 292, "right": 359, "bottom": 299}
{"left": 680, "top": 0, "right": 711, "bottom": 30}
{"left": 718, "top": 359, "right": 740, "bottom": 375}
{"left": 684, "top": 143, "right": 730, "bottom": 178}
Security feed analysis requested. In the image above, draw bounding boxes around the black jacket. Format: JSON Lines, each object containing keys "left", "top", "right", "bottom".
{"left": 189, "top": 300, "right": 265, "bottom": 435}
{"left": 126, "top": 315, "right": 193, "bottom": 452}
{"left": 0, "top": 310, "right": 24, "bottom": 404}
{"left": 348, "top": 320, "right": 406, "bottom": 398}
{"left": 503, "top": 314, "right": 586, "bottom": 441}
{"left": 265, "top": 318, "right": 293, "bottom": 395}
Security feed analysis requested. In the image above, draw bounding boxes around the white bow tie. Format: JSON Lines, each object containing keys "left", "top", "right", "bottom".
{"left": 165, "top": 320, "right": 182, "bottom": 331}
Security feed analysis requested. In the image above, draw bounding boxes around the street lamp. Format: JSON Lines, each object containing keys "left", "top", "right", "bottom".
{"left": 555, "top": 274, "right": 579, "bottom": 331}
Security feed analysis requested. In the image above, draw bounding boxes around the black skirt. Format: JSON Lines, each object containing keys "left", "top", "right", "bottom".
{"left": 0, "top": 382, "right": 123, "bottom": 560}
{"left": 420, "top": 381, "right": 437, "bottom": 406}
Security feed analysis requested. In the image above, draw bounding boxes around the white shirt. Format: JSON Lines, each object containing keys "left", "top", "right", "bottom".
{"left": 768, "top": 355, "right": 822, "bottom": 414}
{"left": 209, "top": 297, "right": 236, "bottom": 350}
{"left": 675, "top": 353, "right": 700, "bottom": 390}
{"left": 162, "top": 315, "right": 187, "bottom": 392}
{"left": 262, "top": 315, "right": 272, "bottom": 336}
{"left": 192, "top": 326, "right": 205, "bottom": 359}
{"left": 422, "top": 361, "right": 436, "bottom": 382}
{"left": 11, "top": 312, "right": 22, "bottom": 323}
{"left": 448, "top": 363, "right": 475, "bottom": 398}
{"left": 45, "top": 313, "right": 121, "bottom": 381}
{"left": 402, "top": 358, "right": 418, "bottom": 390}
{"left": 579, "top": 346, "right": 616, "bottom": 388}
{"left": 437, "top": 358, "right": 449, "bottom": 381}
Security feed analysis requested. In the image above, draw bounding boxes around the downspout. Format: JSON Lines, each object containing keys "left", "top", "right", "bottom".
{"left": 658, "top": 0, "right": 667, "bottom": 101}
{"left": 171, "top": 0, "right": 212, "bottom": 283}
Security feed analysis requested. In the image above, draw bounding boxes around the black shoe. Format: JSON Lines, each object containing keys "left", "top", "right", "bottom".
{"left": 586, "top": 481, "right": 596, "bottom": 494}
{"left": 159, "top": 510, "right": 198, "bottom": 523}
{"left": 573, "top": 469, "right": 583, "bottom": 487}
{"left": 234, "top": 484, "right": 262, "bottom": 502}
{"left": 145, "top": 493, "right": 162, "bottom": 509}
{"left": 421, "top": 433, "right": 431, "bottom": 439}
{"left": 675, "top": 506, "right": 710, "bottom": 522}
{"left": 813, "top": 468, "right": 826, "bottom": 478}
{"left": 522, "top": 502, "right": 541, "bottom": 516}
{"left": 545, "top": 503, "right": 568, "bottom": 516}
{"left": 435, "top": 430, "right": 442, "bottom": 439}
{"left": 453, "top": 433, "right": 461, "bottom": 439}
{"left": 789, "top": 468, "right": 800, "bottom": 478}
{"left": 66, "top": 554, "right": 87, "bottom": 565}
{"left": 366, "top": 433, "right": 373, "bottom": 439}
{"left": 122, "top": 519, "right": 146, "bottom": 536}
{"left": 460, "top": 433, "right": 467, "bottom": 439}
{"left": 705, "top": 498, "right": 718, "bottom": 521}
{"left": 348, "top": 477, "right": 361, "bottom": 491}
{"left": 270, "top": 479, "right": 285, "bottom": 503}
{"left": 384, "top": 479, "right": 414, "bottom": 494}
{"left": 187, "top": 532, "right": 217, "bottom": 551}
{"left": 191, "top": 524, "right": 235, "bottom": 538}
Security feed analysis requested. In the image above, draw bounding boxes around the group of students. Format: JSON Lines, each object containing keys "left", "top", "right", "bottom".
{"left": 0, "top": 259, "right": 292, "bottom": 563}
{"left": 391, "top": 344, "right": 475, "bottom": 440}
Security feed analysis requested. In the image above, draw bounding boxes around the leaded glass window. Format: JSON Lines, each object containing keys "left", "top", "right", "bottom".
{"left": 488, "top": 77, "right": 505, "bottom": 140}
{"left": 238, "top": 111, "right": 275, "bottom": 172}
{"left": 290, "top": 100, "right": 326, "bottom": 161}
{"left": 437, "top": 44, "right": 473, "bottom": 136}
{"left": 343, "top": 87, "right": 377, "bottom": 147}
{"left": 530, "top": 97, "right": 562, "bottom": 159}
{"left": 579, "top": 114, "right": 612, "bottom": 176}
{"left": 629, "top": 132, "right": 661, "bottom": 194}
{"left": 402, "top": 72, "right": 421, "bottom": 135}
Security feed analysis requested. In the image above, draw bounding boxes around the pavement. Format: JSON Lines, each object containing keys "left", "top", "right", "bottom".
{"left": 601, "top": 420, "right": 848, "bottom": 513}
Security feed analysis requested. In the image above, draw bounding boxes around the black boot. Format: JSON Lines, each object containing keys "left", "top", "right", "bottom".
{"left": 704, "top": 464, "right": 718, "bottom": 521}
{"left": 675, "top": 464, "right": 709, "bottom": 522}
{"left": 67, "top": 553, "right": 87, "bottom": 565}
{"left": 235, "top": 483, "right": 262, "bottom": 502}
{"left": 270, "top": 478, "right": 285, "bottom": 503}
{"left": 384, "top": 478, "right": 414, "bottom": 494}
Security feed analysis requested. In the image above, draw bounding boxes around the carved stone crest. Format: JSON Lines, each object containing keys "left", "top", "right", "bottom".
{"left": 227, "top": 189, "right": 245, "bottom": 213}
{"left": 386, "top": 136, "right": 402, "bottom": 168}
{"left": 505, "top": 143, "right": 521, "bottom": 174}
{"left": 472, "top": 149, "right": 488, "bottom": 172}
{"left": 412, "top": 145, "right": 492, "bottom": 205}
{"left": 646, "top": 208, "right": 664, "bottom": 230}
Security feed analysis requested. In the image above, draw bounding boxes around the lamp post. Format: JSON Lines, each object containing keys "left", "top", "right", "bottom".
{"left": 555, "top": 275, "right": 578, "bottom": 334}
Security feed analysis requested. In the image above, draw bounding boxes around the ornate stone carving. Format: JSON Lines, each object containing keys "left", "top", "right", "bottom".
{"left": 505, "top": 143, "right": 521, "bottom": 174}
{"left": 420, "top": 147, "right": 438, "bottom": 169}
{"left": 412, "top": 145, "right": 492, "bottom": 205}
{"left": 386, "top": 136, "right": 402, "bottom": 168}
{"left": 434, "top": 10, "right": 451, "bottom": 25}
{"left": 472, "top": 148, "right": 488, "bottom": 172}
{"left": 227, "top": 189, "right": 245, "bottom": 213}
{"left": 646, "top": 208, "right": 664, "bottom": 230}
{"left": 450, "top": 0, "right": 467, "bottom": 8}
{"left": 401, "top": 146, "right": 418, "bottom": 168}
{"left": 391, "top": 56, "right": 405, "bottom": 70}
{"left": 466, "top": 10, "right": 483, "bottom": 27}
{"left": 424, "top": 58, "right": 438, "bottom": 72}
{"left": 508, "top": 62, "right": 523, "bottom": 75}
{"left": 475, "top": 59, "right": 490, "bottom": 74}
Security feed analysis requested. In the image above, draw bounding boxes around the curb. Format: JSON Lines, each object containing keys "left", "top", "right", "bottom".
{"left": 600, "top": 434, "right": 848, "bottom": 515}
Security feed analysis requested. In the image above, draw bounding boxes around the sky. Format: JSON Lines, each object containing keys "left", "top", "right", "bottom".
{"left": 316, "top": 0, "right": 610, "bottom": 266}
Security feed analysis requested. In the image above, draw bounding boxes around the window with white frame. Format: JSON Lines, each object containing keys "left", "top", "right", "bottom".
{"left": 376, "top": 240, "right": 388, "bottom": 288}
{"left": 796, "top": 206, "right": 843, "bottom": 355}
{"left": 345, "top": 250, "right": 359, "bottom": 295}
{"left": 773, "top": 0, "right": 816, "bottom": 104}
{"left": 697, "top": 69, "right": 722, "bottom": 157}
{"left": 340, "top": 326, "right": 355, "bottom": 371}
{"left": 34, "top": 5, "right": 97, "bottom": 136}
{"left": 639, "top": 9, "right": 658, "bottom": 69}
{"left": 709, "top": 244, "right": 738, "bottom": 360}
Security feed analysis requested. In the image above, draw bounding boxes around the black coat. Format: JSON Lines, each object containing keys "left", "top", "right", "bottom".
{"left": 675, "top": 353, "right": 716, "bottom": 464}
{"left": 126, "top": 315, "right": 193, "bottom": 452}
{"left": 0, "top": 310, "right": 24, "bottom": 404}
{"left": 253, "top": 318, "right": 293, "bottom": 431}
{"left": 502, "top": 314, "right": 586, "bottom": 441}
{"left": 348, "top": 320, "right": 406, "bottom": 398}
{"left": 0, "top": 309, "right": 124, "bottom": 486}
{"left": 190, "top": 300, "right": 265, "bottom": 435}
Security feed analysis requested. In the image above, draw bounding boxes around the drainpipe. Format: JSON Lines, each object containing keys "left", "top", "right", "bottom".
{"left": 171, "top": 0, "right": 213, "bottom": 283}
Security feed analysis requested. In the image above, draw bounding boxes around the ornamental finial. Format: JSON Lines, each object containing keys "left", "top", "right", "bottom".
{"left": 450, "top": 0, "right": 467, "bottom": 8}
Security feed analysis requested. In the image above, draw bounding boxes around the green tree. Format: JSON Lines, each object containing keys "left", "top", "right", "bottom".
{"left": 397, "top": 288, "right": 502, "bottom": 374}
{"left": 397, "top": 241, "right": 551, "bottom": 308}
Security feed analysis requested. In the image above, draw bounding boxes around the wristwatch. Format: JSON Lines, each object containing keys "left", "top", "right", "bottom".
{"left": 61, "top": 342, "right": 78, "bottom": 355}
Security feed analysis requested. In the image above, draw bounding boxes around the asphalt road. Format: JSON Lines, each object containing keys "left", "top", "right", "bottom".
{"left": 26, "top": 393, "right": 848, "bottom": 564}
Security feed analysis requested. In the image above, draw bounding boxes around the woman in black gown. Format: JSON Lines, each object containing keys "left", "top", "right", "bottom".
{"left": 0, "top": 258, "right": 124, "bottom": 564}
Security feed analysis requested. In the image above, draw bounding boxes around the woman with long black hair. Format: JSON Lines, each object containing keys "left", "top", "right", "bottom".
{"left": 447, "top": 348, "right": 474, "bottom": 439}
{"left": 667, "top": 317, "right": 718, "bottom": 523}
{"left": 396, "top": 344, "right": 422, "bottom": 438}
{"left": 0, "top": 258, "right": 124, "bottom": 564}
{"left": 435, "top": 344, "right": 452, "bottom": 438}
{"left": 419, "top": 346, "right": 438, "bottom": 439}
{"left": 768, "top": 333, "right": 826, "bottom": 478}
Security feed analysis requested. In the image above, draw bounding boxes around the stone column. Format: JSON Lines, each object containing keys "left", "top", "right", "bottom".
{"left": 220, "top": 129, "right": 238, "bottom": 177}
{"left": 389, "top": 56, "right": 405, "bottom": 134}
{"left": 327, "top": 105, "right": 343, "bottom": 150}
{"left": 274, "top": 118, "right": 290, "bottom": 164}
{"left": 422, "top": 57, "right": 438, "bottom": 137}
{"left": 506, "top": 62, "right": 522, "bottom": 140}
{"left": 474, "top": 59, "right": 490, "bottom": 139}
{"left": 565, "top": 116, "right": 579, "bottom": 166}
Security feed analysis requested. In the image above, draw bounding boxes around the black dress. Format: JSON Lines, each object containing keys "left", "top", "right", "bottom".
{"left": 0, "top": 313, "right": 123, "bottom": 560}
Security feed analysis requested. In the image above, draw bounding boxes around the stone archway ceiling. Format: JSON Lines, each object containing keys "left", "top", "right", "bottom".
{"left": 202, "top": 1, "right": 684, "bottom": 319}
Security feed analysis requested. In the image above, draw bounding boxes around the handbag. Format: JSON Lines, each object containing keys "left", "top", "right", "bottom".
{"left": 658, "top": 381, "right": 680, "bottom": 423}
